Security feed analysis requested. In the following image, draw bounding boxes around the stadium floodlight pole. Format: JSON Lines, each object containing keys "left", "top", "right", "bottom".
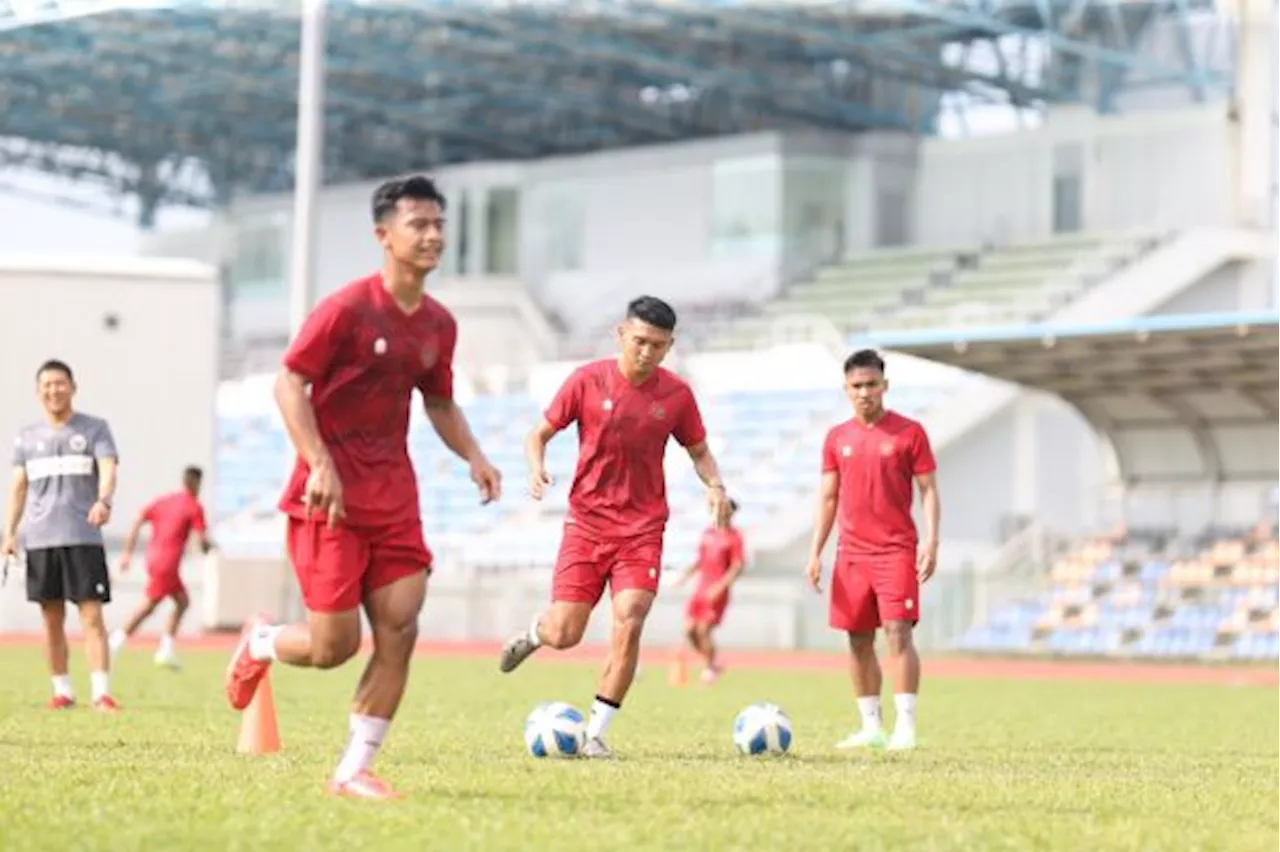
{"left": 282, "top": 0, "right": 327, "bottom": 622}
{"left": 288, "top": 0, "right": 327, "bottom": 338}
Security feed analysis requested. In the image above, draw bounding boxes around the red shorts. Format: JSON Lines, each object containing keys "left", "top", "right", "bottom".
{"left": 286, "top": 515, "right": 432, "bottom": 613}
{"left": 551, "top": 523, "right": 664, "bottom": 606}
{"left": 685, "top": 591, "right": 729, "bottom": 628}
{"left": 829, "top": 552, "right": 920, "bottom": 633}
{"left": 144, "top": 559, "right": 185, "bottom": 601}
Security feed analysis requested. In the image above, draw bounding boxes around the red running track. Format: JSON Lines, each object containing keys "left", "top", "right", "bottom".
{"left": 0, "top": 631, "right": 1274, "bottom": 687}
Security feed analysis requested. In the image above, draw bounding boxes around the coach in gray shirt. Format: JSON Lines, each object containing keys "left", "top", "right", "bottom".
{"left": 2, "top": 359, "right": 121, "bottom": 711}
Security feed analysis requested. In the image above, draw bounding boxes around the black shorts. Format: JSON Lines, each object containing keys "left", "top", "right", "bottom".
{"left": 26, "top": 545, "right": 112, "bottom": 604}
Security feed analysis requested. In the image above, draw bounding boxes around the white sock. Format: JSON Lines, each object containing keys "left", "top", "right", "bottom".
{"left": 109, "top": 629, "right": 127, "bottom": 653}
{"left": 587, "top": 697, "right": 619, "bottom": 740}
{"left": 157, "top": 634, "right": 175, "bottom": 658}
{"left": 857, "top": 695, "right": 883, "bottom": 733}
{"left": 893, "top": 693, "right": 917, "bottom": 736}
{"left": 334, "top": 714, "right": 391, "bottom": 783}
{"left": 52, "top": 674, "right": 74, "bottom": 699}
{"left": 90, "top": 671, "right": 110, "bottom": 702}
{"left": 527, "top": 615, "right": 543, "bottom": 648}
{"left": 248, "top": 625, "right": 284, "bottom": 662}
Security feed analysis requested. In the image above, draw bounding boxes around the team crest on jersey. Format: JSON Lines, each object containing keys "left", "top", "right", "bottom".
{"left": 69, "top": 434, "right": 87, "bottom": 452}
{"left": 649, "top": 402, "right": 666, "bottom": 420}
{"left": 419, "top": 340, "right": 439, "bottom": 370}
{"left": 879, "top": 441, "right": 896, "bottom": 456}
{"left": 841, "top": 445, "right": 852, "bottom": 457}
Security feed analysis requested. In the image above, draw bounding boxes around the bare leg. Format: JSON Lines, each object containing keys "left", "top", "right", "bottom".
{"left": 163, "top": 590, "right": 190, "bottom": 639}
{"left": 882, "top": 620, "right": 920, "bottom": 745}
{"left": 41, "top": 601, "right": 69, "bottom": 677}
{"left": 834, "top": 631, "right": 886, "bottom": 747}
{"left": 76, "top": 601, "right": 112, "bottom": 703}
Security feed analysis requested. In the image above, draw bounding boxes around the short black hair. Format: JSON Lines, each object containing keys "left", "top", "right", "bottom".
{"left": 36, "top": 359, "right": 73, "bottom": 382}
{"left": 371, "top": 175, "right": 447, "bottom": 223}
{"left": 843, "top": 349, "right": 885, "bottom": 375}
{"left": 183, "top": 466, "right": 204, "bottom": 482}
{"left": 626, "top": 295, "right": 677, "bottom": 332}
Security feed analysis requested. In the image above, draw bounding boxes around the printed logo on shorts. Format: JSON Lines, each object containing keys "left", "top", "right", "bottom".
{"left": 373, "top": 337, "right": 388, "bottom": 356}
{"left": 648, "top": 567, "right": 657, "bottom": 579}
{"left": 69, "top": 434, "right": 87, "bottom": 452}
{"left": 905, "top": 598, "right": 914, "bottom": 610}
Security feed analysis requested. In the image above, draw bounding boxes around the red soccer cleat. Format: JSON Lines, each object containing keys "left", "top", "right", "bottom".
{"left": 47, "top": 695, "right": 76, "bottom": 710}
{"left": 93, "top": 695, "right": 122, "bottom": 713}
{"left": 224, "top": 614, "right": 274, "bottom": 711}
{"left": 326, "top": 771, "right": 404, "bottom": 800}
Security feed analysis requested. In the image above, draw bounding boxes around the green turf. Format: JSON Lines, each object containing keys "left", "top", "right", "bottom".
{"left": 0, "top": 648, "right": 1275, "bottom": 852}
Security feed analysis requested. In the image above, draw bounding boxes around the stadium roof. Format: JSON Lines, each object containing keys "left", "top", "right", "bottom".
{"left": 0, "top": 0, "right": 1233, "bottom": 224}
{"left": 862, "top": 312, "right": 1280, "bottom": 486}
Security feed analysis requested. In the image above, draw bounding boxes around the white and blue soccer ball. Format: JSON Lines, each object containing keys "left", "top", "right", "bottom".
{"left": 733, "top": 702, "right": 793, "bottom": 756}
{"left": 524, "top": 702, "right": 588, "bottom": 759}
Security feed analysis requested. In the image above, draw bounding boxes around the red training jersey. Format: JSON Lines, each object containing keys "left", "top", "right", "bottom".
{"left": 143, "top": 490, "right": 207, "bottom": 569}
{"left": 545, "top": 359, "right": 707, "bottom": 539}
{"left": 694, "top": 526, "right": 746, "bottom": 594}
{"left": 278, "top": 273, "right": 457, "bottom": 528}
{"left": 821, "top": 410, "right": 936, "bottom": 560}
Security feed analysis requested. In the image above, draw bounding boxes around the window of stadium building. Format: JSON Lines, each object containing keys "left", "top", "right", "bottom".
{"left": 711, "top": 155, "right": 782, "bottom": 260}
{"left": 229, "top": 219, "right": 286, "bottom": 299}
{"left": 485, "top": 187, "right": 519, "bottom": 275}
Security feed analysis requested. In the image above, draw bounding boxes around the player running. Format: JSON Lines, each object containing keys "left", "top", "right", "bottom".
{"left": 110, "top": 466, "right": 214, "bottom": 669}
{"left": 805, "top": 349, "right": 940, "bottom": 752}
{"left": 498, "top": 296, "right": 732, "bottom": 758}
{"left": 222, "top": 176, "right": 503, "bottom": 799}
{"left": 2, "top": 359, "right": 121, "bottom": 711}
{"left": 674, "top": 499, "right": 746, "bottom": 685}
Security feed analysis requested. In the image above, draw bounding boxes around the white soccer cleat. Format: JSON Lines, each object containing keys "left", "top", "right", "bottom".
{"left": 582, "top": 737, "right": 614, "bottom": 759}
{"left": 835, "top": 728, "right": 889, "bottom": 750}
{"left": 153, "top": 653, "right": 181, "bottom": 671}
{"left": 886, "top": 730, "right": 917, "bottom": 751}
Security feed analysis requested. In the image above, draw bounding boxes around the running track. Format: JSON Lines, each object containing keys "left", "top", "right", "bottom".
{"left": 1, "top": 631, "right": 1274, "bottom": 687}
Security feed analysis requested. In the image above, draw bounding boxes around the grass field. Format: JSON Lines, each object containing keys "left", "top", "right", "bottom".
{"left": 0, "top": 645, "right": 1275, "bottom": 852}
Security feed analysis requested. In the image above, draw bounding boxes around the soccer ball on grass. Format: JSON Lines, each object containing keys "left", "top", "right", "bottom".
{"left": 524, "top": 701, "right": 588, "bottom": 758}
{"left": 733, "top": 702, "right": 793, "bottom": 756}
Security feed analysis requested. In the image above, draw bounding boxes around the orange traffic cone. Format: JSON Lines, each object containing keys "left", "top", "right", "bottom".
{"left": 668, "top": 653, "right": 688, "bottom": 687}
{"left": 236, "top": 674, "right": 282, "bottom": 755}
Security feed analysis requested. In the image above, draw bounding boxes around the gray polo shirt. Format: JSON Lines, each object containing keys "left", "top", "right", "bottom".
{"left": 11, "top": 412, "right": 118, "bottom": 550}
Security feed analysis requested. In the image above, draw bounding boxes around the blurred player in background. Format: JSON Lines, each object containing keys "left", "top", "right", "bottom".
{"left": 674, "top": 498, "right": 746, "bottom": 685}
{"left": 499, "top": 296, "right": 732, "bottom": 758}
{"left": 222, "top": 176, "right": 503, "bottom": 799}
{"left": 2, "top": 359, "right": 121, "bottom": 711}
{"left": 110, "top": 466, "right": 214, "bottom": 669}
{"left": 805, "top": 349, "right": 939, "bottom": 752}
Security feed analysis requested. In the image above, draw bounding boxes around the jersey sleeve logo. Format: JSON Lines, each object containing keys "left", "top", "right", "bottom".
{"left": 69, "top": 434, "right": 87, "bottom": 452}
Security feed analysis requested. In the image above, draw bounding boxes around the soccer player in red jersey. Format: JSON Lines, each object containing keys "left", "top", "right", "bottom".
{"left": 674, "top": 499, "right": 746, "bottom": 685}
{"left": 222, "top": 176, "right": 503, "bottom": 799}
{"left": 805, "top": 349, "right": 940, "bottom": 752}
{"left": 498, "top": 296, "right": 732, "bottom": 758}
{"left": 110, "top": 466, "right": 213, "bottom": 668}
